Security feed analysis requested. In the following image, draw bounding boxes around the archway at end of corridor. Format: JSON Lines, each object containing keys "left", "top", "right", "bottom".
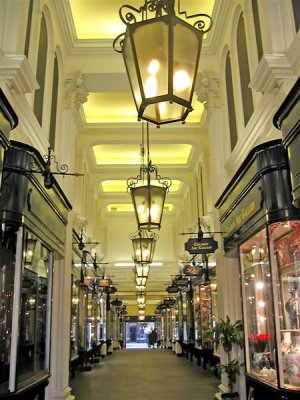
{"left": 125, "top": 321, "right": 155, "bottom": 349}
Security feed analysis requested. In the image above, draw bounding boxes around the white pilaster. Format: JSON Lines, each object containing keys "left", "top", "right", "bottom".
{"left": 45, "top": 211, "right": 74, "bottom": 400}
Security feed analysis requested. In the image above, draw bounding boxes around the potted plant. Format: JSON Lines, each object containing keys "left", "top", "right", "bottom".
{"left": 211, "top": 316, "right": 244, "bottom": 399}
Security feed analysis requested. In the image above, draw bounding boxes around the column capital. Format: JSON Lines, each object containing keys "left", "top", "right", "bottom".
{"left": 195, "top": 72, "right": 221, "bottom": 110}
{"left": 64, "top": 72, "right": 88, "bottom": 109}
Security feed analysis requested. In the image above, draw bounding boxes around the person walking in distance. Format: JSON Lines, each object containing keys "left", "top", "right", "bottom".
{"left": 149, "top": 329, "right": 158, "bottom": 348}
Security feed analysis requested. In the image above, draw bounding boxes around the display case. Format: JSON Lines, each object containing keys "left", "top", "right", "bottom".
{"left": 241, "top": 221, "right": 300, "bottom": 393}
{"left": 194, "top": 283, "right": 214, "bottom": 348}
{"left": 216, "top": 140, "right": 300, "bottom": 399}
{"left": 0, "top": 141, "right": 71, "bottom": 398}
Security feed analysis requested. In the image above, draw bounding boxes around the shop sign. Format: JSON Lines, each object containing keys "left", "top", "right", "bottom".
{"left": 183, "top": 264, "right": 203, "bottom": 276}
{"left": 97, "top": 278, "right": 110, "bottom": 287}
{"left": 185, "top": 237, "right": 218, "bottom": 254}
{"left": 221, "top": 184, "right": 262, "bottom": 237}
{"left": 166, "top": 285, "right": 179, "bottom": 293}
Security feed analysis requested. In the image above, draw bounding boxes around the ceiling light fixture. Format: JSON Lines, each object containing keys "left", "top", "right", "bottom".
{"left": 127, "top": 122, "right": 171, "bottom": 230}
{"left": 113, "top": 0, "right": 212, "bottom": 125}
{"left": 130, "top": 229, "right": 158, "bottom": 264}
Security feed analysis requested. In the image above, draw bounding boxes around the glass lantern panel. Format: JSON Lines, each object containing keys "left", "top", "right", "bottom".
{"left": 173, "top": 20, "right": 202, "bottom": 101}
{"left": 269, "top": 220, "right": 300, "bottom": 390}
{"left": 133, "top": 20, "right": 169, "bottom": 99}
{"left": 18, "top": 232, "right": 51, "bottom": 386}
{"left": 123, "top": 30, "right": 142, "bottom": 109}
{"left": 0, "top": 229, "right": 17, "bottom": 393}
{"left": 240, "top": 228, "right": 277, "bottom": 385}
{"left": 143, "top": 102, "right": 187, "bottom": 124}
{"left": 131, "top": 185, "right": 166, "bottom": 229}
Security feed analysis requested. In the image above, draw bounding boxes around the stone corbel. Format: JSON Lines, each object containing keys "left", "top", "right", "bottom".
{"left": 64, "top": 72, "right": 89, "bottom": 109}
{"left": 250, "top": 54, "right": 297, "bottom": 93}
{"left": 195, "top": 72, "right": 221, "bottom": 110}
{"left": 0, "top": 55, "right": 38, "bottom": 94}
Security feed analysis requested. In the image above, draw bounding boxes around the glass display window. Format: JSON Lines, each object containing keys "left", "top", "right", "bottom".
{"left": 70, "top": 274, "right": 79, "bottom": 360}
{"left": 193, "top": 281, "right": 216, "bottom": 349}
{"left": 18, "top": 232, "right": 51, "bottom": 386}
{"left": 269, "top": 220, "right": 300, "bottom": 390}
{"left": 0, "top": 228, "right": 17, "bottom": 393}
{"left": 241, "top": 221, "right": 300, "bottom": 392}
{"left": 0, "top": 228, "right": 52, "bottom": 393}
{"left": 240, "top": 228, "right": 276, "bottom": 385}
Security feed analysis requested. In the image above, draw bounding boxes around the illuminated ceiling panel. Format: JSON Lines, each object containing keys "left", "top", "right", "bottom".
{"left": 101, "top": 180, "right": 182, "bottom": 193}
{"left": 93, "top": 145, "right": 192, "bottom": 165}
{"left": 83, "top": 93, "right": 137, "bottom": 123}
{"left": 69, "top": 0, "right": 215, "bottom": 40}
{"left": 83, "top": 92, "right": 203, "bottom": 124}
{"left": 107, "top": 204, "right": 173, "bottom": 212}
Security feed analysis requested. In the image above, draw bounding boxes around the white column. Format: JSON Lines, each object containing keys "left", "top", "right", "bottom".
{"left": 45, "top": 211, "right": 74, "bottom": 400}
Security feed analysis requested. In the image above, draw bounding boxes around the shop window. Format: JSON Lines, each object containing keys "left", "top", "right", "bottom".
{"left": 24, "top": 0, "right": 33, "bottom": 57}
{"left": 49, "top": 54, "right": 59, "bottom": 149}
{"left": 70, "top": 275, "right": 79, "bottom": 360}
{"left": 241, "top": 221, "right": 300, "bottom": 391}
{"left": 17, "top": 232, "right": 51, "bottom": 386}
{"left": 0, "top": 229, "right": 17, "bottom": 393}
{"left": 225, "top": 52, "right": 238, "bottom": 151}
{"left": 292, "top": 0, "right": 300, "bottom": 32}
{"left": 237, "top": 14, "right": 254, "bottom": 126}
{"left": 34, "top": 14, "right": 48, "bottom": 126}
{"left": 252, "top": 0, "right": 263, "bottom": 61}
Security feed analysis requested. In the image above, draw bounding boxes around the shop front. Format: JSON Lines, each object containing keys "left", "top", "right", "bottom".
{"left": 216, "top": 140, "right": 300, "bottom": 400}
{"left": 274, "top": 78, "right": 300, "bottom": 208}
{"left": 0, "top": 141, "right": 71, "bottom": 399}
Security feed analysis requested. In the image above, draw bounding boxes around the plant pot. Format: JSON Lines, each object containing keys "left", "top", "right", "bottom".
{"left": 221, "top": 392, "right": 239, "bottom": 399}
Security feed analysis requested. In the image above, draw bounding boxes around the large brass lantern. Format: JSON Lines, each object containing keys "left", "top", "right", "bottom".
{"left": 127, "top": 123, "right": 171, "bottom": 230}
{"left": 113, "top": 0, "right": 212, "bottom": 125}
{"left": 130, "top": 230, "right": 158, "bottom": 264}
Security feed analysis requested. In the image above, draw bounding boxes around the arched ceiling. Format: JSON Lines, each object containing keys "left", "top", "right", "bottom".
{"left": 62, "top": 0, "right": 216, "bottom": 314}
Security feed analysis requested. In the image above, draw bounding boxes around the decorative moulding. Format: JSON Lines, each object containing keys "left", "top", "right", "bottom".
{"left": 0, "top": 55, "right": 38, "bottom": 94}
{"left": 250, "top": 54, "right": 297, "bottom": 94}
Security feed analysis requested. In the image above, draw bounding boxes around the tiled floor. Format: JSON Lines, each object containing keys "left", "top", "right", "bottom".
{"left": 70, "top": 348, "right": 219, "bottom": 400}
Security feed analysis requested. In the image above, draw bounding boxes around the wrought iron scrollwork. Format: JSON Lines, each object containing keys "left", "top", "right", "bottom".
{"left": 127, "top": 160, "right": 172, "bottom": 192}
{"left": 113, "top": 0, "right": 213, "bottom": 53}
{"left": 129, "top": 229, "right": 159, "bottom": 241}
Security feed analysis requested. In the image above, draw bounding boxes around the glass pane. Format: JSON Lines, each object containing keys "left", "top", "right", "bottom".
{"left": 79, "top": 286, "right": 87, "bottom": 351}
{"left": 240, "top": 228, "right": 277, "bottom": 385}
{"left": 70, "top": 275, "right": 79, "bottom": 359}
{"left": 18, "top": 232, "right": 50, "bottom": 386}
{"left": 123, "top": 33, "right": 142, "bottom": 108}
{"left": 173, "top": 22, "right": 200, "bottom": 101}
{"left": 269, "top": 220, "right": 300, "bottom": 389}
{"left": 134, "top": 20, "right": 168, "bottom": 98}
{"left": 0, "top": 229, "right": 17, "bottom": 393}
{"left": 143, "top": 102, "right": 186, "bottom": 124}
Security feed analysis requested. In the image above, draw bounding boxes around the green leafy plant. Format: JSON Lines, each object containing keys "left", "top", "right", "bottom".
{"left": 211, "top": 316, "right": 244, "bottom": 396}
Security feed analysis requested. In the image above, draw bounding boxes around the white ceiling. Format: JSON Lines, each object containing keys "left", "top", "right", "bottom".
{"left": 62, "top": 0, "right": 216, "bottom": 315}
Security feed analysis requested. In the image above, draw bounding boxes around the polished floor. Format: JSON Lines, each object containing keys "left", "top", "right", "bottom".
{"left": 71, "top": 348, "right": 219, "bottom": 400}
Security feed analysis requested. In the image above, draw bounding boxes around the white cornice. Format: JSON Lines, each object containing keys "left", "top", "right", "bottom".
{"left": 206, "top": 0, "right": 231, "bottom": 54}
{"left": 53, "top": 0, "right": 215, "bottom": 57}
{"left": 0, "top": 55, "right": 39, "bottom": 94}
{"left": 250, "top": 53, "right": 298, "bottom": 93}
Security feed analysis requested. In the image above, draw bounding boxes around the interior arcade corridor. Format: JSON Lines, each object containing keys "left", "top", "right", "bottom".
{"left": 0, "top": 1, "right": 300, "bottom": 400}
{"left": 71, "top": 348, "right": 219, "bottom": 400}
